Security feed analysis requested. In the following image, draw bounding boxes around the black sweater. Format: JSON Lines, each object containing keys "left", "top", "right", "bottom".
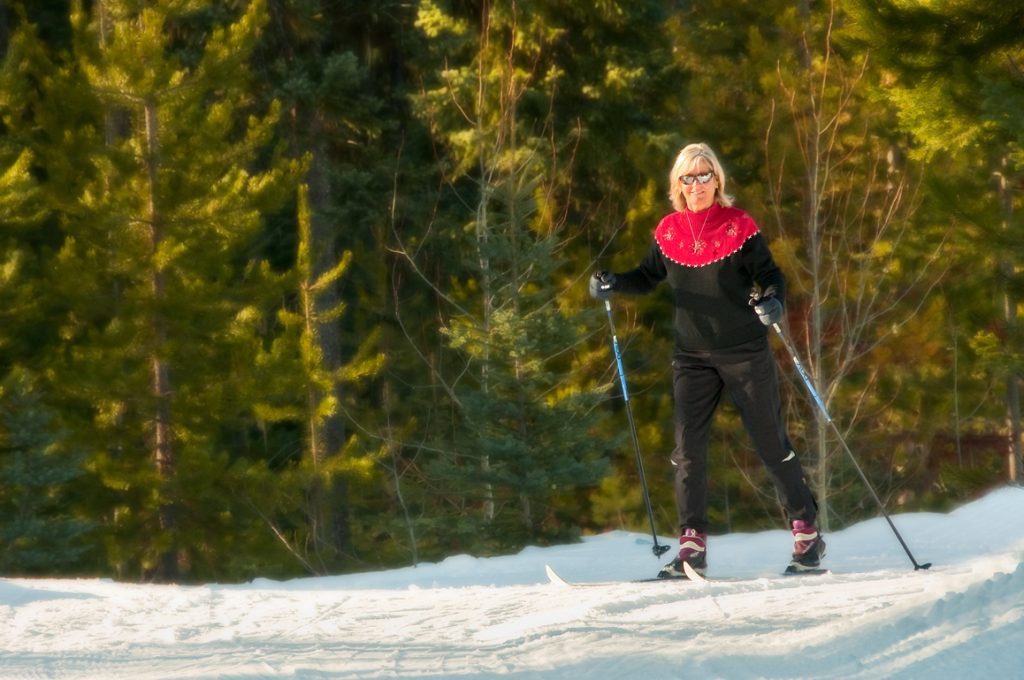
{"left": 612, "top": 227, "right": 785, "bottom": 351}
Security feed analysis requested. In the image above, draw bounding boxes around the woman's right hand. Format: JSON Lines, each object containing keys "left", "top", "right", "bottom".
{"left": 589, "top": 271, "right": 616, "bottom": 300}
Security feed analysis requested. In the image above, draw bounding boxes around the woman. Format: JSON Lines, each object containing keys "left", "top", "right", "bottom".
{"left": 590, "top": 142, "right": 825, "bottom": 578}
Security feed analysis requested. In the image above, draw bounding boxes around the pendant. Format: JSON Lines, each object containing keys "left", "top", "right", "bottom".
{"left": 692, "top": 240, "right": 705, "bottom": 254}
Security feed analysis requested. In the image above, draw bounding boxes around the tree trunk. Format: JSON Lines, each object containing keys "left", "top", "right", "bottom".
{"left": 305, "top": 128, "right": 352, "bottom": 564}
{"left": 0, "top": 0, "right": 9, "bottom": 55}
{"left": 144, "top": 98, "right": 178, "bottom": 582}
{"left": 997, "top": 156, "right": 1022, "bottom": 482}
{"left": 476, "top": 0, "right": 496, "bottom": 523}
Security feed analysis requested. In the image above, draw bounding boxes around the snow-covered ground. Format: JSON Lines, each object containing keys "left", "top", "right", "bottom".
{"left": 1, "top": 486, "right": 1022, "bottom": 679}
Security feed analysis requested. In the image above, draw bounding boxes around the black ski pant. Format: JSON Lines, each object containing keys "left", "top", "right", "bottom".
{"left": 670, "top": 335, "right": 817, "bottom": 534}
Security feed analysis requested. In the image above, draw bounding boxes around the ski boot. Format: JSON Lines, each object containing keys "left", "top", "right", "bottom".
{"left": 787, "top": 519, "right": 826, "bottom": 573}
{"left": 658, "top": 528, "right": 707, "bottom": 579}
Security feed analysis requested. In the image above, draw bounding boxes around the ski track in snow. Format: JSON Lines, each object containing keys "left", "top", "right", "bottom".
{"left": 1, "top": 487, "right": 1023, "bottom": 679}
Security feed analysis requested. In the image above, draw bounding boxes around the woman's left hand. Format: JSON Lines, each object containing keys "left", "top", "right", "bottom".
{"left": 751, "top": 296, "right": 782, "bottom": 325}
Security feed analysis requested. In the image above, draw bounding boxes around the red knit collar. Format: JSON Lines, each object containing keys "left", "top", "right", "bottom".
{"left": 655, "top": 205, "right": 759, "bottom": 267}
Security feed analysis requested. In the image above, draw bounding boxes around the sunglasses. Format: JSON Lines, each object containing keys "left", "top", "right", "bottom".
{"left": 679, "top": 171, "right": 715, "bottom": 186}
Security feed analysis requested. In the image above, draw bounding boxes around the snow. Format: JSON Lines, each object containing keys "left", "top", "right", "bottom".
{"left": 2, "top": 487, "right": 1023, "bottom": 679}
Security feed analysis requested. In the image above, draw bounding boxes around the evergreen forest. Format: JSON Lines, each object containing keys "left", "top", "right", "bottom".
{"left": 0, "top": 0, "right": 1021, "bottom": 583}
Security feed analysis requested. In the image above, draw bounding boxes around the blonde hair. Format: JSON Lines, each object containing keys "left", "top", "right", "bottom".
{"left": 668, "top": 143, "right": 734, "bottom": 212}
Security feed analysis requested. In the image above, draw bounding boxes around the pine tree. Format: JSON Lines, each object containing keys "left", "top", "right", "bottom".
{"left": 848, "top": 0, "right": 1024, "bottom": 484}
{"left": 0, "top": 368, "right": 95, "bottom": 574}
{"left": 0, "top": 11, "right": 95, "bottom": 575}
{"left": 410, "top": 1, "right": 638, "bottom": 551}
{"left": 437, "top": 169, "right": 610, "bottom": 548}
{"left": 242, "top": 0, "right": 418, "bottom": 571}
{"left": 0, "top": 8, "right": 52, "bottom": 373}
{"left": 247, "top": 183, "right": 386, "bottom": 574}
{"left": 33, "top": 0, "right": 300, "bottom": 581}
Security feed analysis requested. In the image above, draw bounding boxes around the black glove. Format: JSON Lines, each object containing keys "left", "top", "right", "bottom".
{"left": 589, "top": 271, "right": 616, "bottom": 300}
{"left": 749, "top": 286, "right": 783, "bottom": 326}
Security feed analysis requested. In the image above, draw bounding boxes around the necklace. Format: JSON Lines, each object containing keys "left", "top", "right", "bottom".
{"left": 685, "top": 207, "right": 713, "bottom": 254}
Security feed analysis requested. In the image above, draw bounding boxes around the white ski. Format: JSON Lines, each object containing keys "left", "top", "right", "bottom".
{"left": 544, "top": 564, "right": 696, "bottom": 586}
{"left": 681, "top": 561, "right": 707, "bottom": 582}
{"left": 544, "top": 563, "right": 831, "bottom": 586}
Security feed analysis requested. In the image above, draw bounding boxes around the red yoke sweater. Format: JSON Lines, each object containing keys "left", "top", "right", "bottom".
{"left": 611, "top": 204, "right": 785, "bottom": 351}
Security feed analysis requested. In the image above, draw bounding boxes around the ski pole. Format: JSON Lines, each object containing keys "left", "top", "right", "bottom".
{"left": 771, "top": 321, "right": 932, "bottom": 571}
{"left": 604, "top": 299, "right": 672, "bottom": 558}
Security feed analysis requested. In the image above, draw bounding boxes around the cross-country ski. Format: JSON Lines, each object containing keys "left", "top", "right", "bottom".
{"left": 545, "top": 561, "right": 832, "bottom": 586}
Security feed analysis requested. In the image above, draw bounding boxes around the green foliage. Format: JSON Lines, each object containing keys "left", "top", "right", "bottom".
{"left": 847, "top": 0, "right": 1024, "bottom": 159}
{"left": 0, "top": 368, "right": 96, "bottom": 574}
{"left": 3, "top": 0, "right": 304, "bottom": 580}
{"left": 0, "top": 15, "right": 58, "bottom": 373}
{"left": 846, "top": 0, "right": 1023, "bottom": 488}
{"left": 249, "top": 181, "right": 388, "bottom": 572}
{"left": 410, "top": 0, "right": 661, "bottom": 551}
